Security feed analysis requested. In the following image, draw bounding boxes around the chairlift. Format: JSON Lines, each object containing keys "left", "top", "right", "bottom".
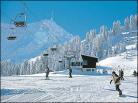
{"left": 59, "top": 61, "right": 62, "bottom": 63}
{"left": 51, "top": 47, "right": 57, "bottom": 51}
{"left": 14, "top": 12, "right": 27, "bottom": 27}
{"left": 7, "top": 27, "right": 16, "bottom": 40}
{"left": 7, "top": 35, "right": 16, "bottom": 40}
{"left": 43, "top": 53, "right": 49, "bottom": 56}
{"left": 13, "top": 2, "right": 27, "bottom": 27}
{"left": 6, "top": 2, "right": 28, "bottom": 41}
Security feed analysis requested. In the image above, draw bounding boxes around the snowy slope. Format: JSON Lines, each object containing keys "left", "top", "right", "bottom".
{"left": 97, "top": 44, "right": 137, "bottom": 76}
{"left": 96, "top": 28, "right": 137, "bottom": 76}
{"left": 1, "top": 73, "right": 137, "bottom": 102}
{"left": 1, "top": 19, "right": 73, "bottom": 63}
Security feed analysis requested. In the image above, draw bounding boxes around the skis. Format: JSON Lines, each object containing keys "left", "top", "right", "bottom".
{"left": 45, "top": 77, "right": 50, "bottom": 80}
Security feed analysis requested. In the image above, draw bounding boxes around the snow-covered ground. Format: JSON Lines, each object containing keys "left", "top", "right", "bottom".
{"left": 1, "top": 72, "right": 137, "bottom": 102}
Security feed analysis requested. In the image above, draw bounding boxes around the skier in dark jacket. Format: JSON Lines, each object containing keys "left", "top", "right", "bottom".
{"left": 120, "top": 69, "right": 124, "bottom": 80}
{"left": 119, "top": 70, "right": 121, "bottom": 77}
{"left": 69, "top": 68, "right": 72, "bottom": 78}
{"left": 45, "top": 66, "right": 50, "bottom": 79}
{"left": 119, "top": 69, "right": 124, "bottom": 80}
{"left": 110, "top": 71, "right": 122, "bottom": 96}
{"left": 133, "top": 70, "right": 137, "bottom": 77}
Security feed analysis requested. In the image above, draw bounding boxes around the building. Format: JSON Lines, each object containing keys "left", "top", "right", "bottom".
{"left": 81, "top": 55, "right": 98, "bottom": 68}
{"left": 71, "top": 55, "right": 98, "bottom": 72}
{"left": 81, "top": 55, "right": 98, "bottom": 71}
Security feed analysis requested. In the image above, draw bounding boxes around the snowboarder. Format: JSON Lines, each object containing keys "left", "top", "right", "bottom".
{"left": 110, "top": 71, "right": 122, "bottom": 96}
{"left": 69, "top": 68, "right": 72, "bottom": 78}
{"left": 45, "top": 66, "right": 50, "bottom": 79}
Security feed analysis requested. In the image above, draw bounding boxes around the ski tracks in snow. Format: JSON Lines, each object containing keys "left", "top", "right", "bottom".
{"left": 1, "top": 76, "right": 137, "bottom": 102}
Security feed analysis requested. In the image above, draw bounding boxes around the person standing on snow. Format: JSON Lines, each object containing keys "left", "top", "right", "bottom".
{"left": 45, "top": 65, "right": 50, "bottom": 79}
{"left": 119, "top": 70, "right": 121, "bottom": 77}
{"left": 133, "top": 70, "right": 137, "bottom": 76}
{"left": 110, "top": 71, "right": 122, "bottom": 96}
{"left": 120, "top": 69, "right": 124, "bottom": 80}
{"left": 119, "top": 69, "right": 124, "bottom": 80}
{"left": 69, "top": 68, "right": 72, "bottom": 78}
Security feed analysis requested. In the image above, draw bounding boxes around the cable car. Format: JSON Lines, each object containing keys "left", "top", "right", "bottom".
{"left": 14, "top": 12, "right": 27, "bottom": 27}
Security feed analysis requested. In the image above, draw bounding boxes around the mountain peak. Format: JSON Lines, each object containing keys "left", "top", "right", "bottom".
{"left": 1, "top": 19, "right": 73, "bottom": 63}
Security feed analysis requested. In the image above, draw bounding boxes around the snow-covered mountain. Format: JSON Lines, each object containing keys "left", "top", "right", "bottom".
{"left": 1, "top": 19, "right": 73, "bottom": 63}
{"left": 1, "top": 14, "right": 137, "bottom": 76}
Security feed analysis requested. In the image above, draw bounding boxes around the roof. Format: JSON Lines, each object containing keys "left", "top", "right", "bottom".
{"left": 81, "top": 55, "right": 98, "bottom": 62}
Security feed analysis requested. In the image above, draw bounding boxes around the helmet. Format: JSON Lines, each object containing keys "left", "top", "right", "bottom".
{"left": 112, "top": 71, "right": 116, "bottom": 74}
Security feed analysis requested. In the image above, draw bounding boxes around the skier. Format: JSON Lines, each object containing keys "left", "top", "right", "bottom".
{"left": 133, "top": 70, "right": 137, "bottom": 77}
{"left": 119, "top": 69, "right": 124, "bottom": 80}
{"left": 119, "top": 70, "right": 121, "bottom": 77}
{"left": 110, "top": 71, "right": 122, "bottom": 96}
{"left": 45, "top": 65, "right": 50, "bottom": 79}
{"left": 120, "top": 69, "right": 124, "bottom": 80}
{"left": 69, "top": 68, "right": 72, "bottom": 78}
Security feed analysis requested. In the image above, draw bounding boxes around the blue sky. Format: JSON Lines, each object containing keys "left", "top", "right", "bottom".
{"left": 1, "top": 1, "right": 137, "bottom": 39}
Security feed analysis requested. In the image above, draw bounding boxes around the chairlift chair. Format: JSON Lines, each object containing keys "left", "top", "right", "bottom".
{"left": 43, "top": 53, "right": 49, "bottom": 56}
{"left": 7, "top": 35, "right": 16, "bottom": 40}
{"left": 14, "top": 12, "right": 27, "bottom": 27}
{"left": 51, "top": 47, "right": 57, "bottom": 51}
{"left": 7, "top": 27, "right": 16, "bottom": 40}
{"left": 14, "top": 21, "right": 26, "bottom": 27}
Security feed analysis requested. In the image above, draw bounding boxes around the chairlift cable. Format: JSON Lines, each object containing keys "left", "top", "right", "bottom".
{"left": 20, "top": 1, "right": 42, "bottom": 22}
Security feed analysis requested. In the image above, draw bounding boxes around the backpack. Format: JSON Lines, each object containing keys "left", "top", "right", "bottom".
{"left": 115, "top": 76, "right": 121, "bottom": 84}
